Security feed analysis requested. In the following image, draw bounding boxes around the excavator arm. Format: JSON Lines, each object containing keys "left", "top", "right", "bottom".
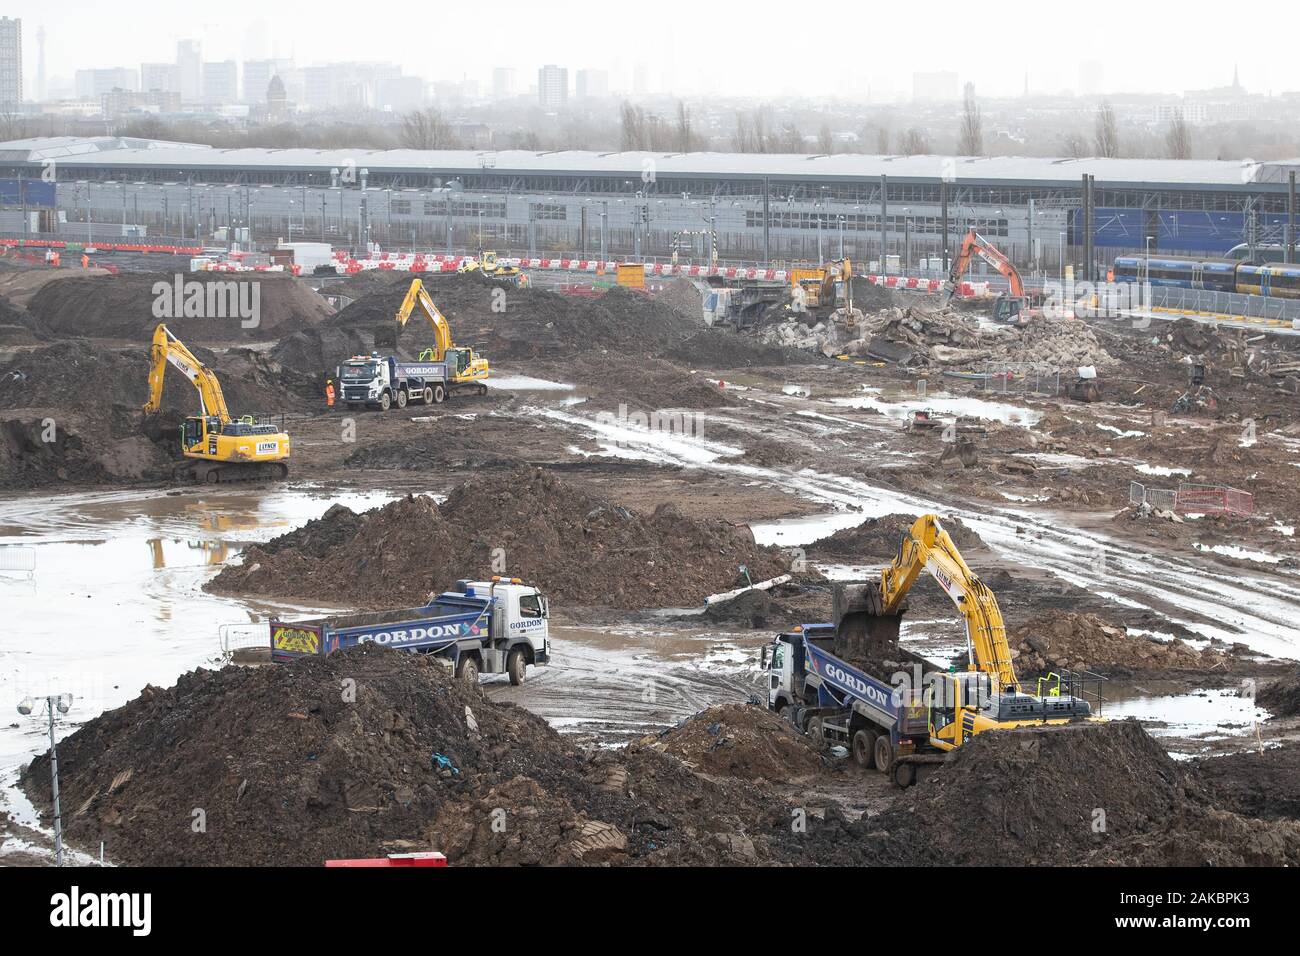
{"left": 879, "top": 513, "right": 1019, "bottom": 692}
{"left": 143, "top": 323, "right": 231, "bottom": 422}
{"left": 394, "top": 277, "right": 452, "bottom": 360}
{"left": 946, "top": 230, "right": 1025, "bottom": 300}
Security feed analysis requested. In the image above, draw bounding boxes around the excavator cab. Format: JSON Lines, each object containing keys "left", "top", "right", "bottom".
{"left": 993, "top": 295, "right": 1030, "bottom": 324}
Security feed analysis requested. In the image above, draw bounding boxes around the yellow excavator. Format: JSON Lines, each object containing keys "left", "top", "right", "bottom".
{"left": 143, "top": 323, "right": 290, "bottom": 483}
{"left": 387, "top": 277, "right": 489, "bottom": 394}
{"left": 766, "top": 513, "right": 1100, "bottom": 786}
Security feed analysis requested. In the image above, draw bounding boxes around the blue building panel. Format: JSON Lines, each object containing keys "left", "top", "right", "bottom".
{"left": 0, "top": 179, "right": 58, "bottom": 208}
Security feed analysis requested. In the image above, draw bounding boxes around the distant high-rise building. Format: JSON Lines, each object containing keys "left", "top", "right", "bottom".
{"left": 141, "top": 63, "right": 179, "bottom": 94}
{"left": 75, "top": 68, "right": 138, "bottom": 100}
{"left": 492, "top": 67, "right": 515, "bottom": 100}
{"left": 176, "top": 39, "right": 201, "bottom": 101}
{"left": 632, "top": 61, "right": 649, "bottom": 96}
{"left": 912, "top": 70, "right": 958, "bottom": 102}
{"left": 266, "top": 75, "right": 288, "bottom": 118}
{"left": 538, "top": 64, "right": 567, "bottom": 110}
{"left": 575, "top": 69, "right": 609, "bottom": 99}
{"left": 36, "top": 24, "right": 45, "bottom": 102}
{"left": 243, "top": 58, "right": 292, "bottom": 104}
{"left": 0, "top": 17, "right": 21, "bottom": 107}
{"left": 202, "top": 60, "right": 238, "bottom": 104}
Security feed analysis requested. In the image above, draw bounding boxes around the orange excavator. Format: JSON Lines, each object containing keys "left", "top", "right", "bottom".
{"left": 945, "top": 229, "right": 1037, "bottom": 325}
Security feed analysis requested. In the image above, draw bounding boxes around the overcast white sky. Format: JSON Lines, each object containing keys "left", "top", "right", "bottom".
{"left": 23, "top": 0, "right": 1300, "bottom": 99}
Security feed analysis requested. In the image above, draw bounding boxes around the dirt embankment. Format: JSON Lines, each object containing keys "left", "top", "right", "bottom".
{"left": 26, "top": 271, "right": 332, "bottom": 342}
{"left": 863, "top": 721, "right": 1300, "bottom": 866}
{"left": 21, "top": 644, "right": 807, "bottom": 867}
{"left": 208, "top": 467, "right": 794, "bottom": 611}
{"left": 1257, "top": 670, "right": 1300, "bottom": 717}
{"left": 0, "top": 293, "right": 52, "bottom": 345}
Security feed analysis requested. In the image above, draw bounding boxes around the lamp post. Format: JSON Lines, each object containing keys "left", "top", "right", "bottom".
{"left": 18, "top": 693, "right": 73, "bottom": 866}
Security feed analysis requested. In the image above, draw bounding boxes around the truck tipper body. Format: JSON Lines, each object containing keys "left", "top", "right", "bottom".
{"left": 337, "top": 354, "right": 454, "bottom": 411}
{"left": 269, "top": 579, "right": 550, "bottom": 685}
{"left": 764, "top": 624, "right": 944, "bottom": 782}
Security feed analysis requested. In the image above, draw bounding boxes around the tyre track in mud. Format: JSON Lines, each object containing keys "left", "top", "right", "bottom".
{"left": 528, "top": 392, "right": 1300, "bottom": 659}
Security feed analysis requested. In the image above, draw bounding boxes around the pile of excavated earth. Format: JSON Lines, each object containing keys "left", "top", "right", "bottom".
{"left": 25, "top": 271, "right": 332, "bottom": 341}
{"left": 863, "top": 721, "right": 1300, "bottom": 866}
{"left": 636, "top": 704, "right": 829, "bottom": 783}
{"left": 23, "top": 646, "right": 1300, "bottom": 867}
{"left": 322, "top": 273, "right": 803, "bottom": 371}
{"left": 207, "top": 467, "right": 793, "bottom": 611}
{"left": 1007, "top": 611, "right": 1240, "bottom": 677}
{"left": 20, "top": 645, "right": 813, "bottom": 866}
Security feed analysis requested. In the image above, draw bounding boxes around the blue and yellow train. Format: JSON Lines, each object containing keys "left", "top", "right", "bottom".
{"left": 1112, "top": 255, "right": 1300, "bottom": 299}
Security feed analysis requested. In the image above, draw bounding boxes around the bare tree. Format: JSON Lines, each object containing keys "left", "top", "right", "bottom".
{"left": 620, "top": 101, "right": 649, "bottom": 150}
{"left": 1165, "top": 109, "right": 1192, "bottom": 160}
{"left": 1061, "top": 132, "right": 1090, "bottom": 159}
{"left": 778, "top": 122, "right": 803, "bottom": 153}
{"left": 899, "top": 128, "right": 930, "bottom": 155}
{"left": 876, "top": 125, "right": 890, "bottom": 153}
{"left": 817, "top": 123, "right": 835, "bottom": 154}
{"left": 399, "top": 108, "right": 456, "bottom": 149}
{"left": 674, "top": 100, "right": 695, "bottom": 153}
{"left": 0, "top": 106, "right": 25, "bottom": 142}
{"left": 958, "top": 83, "right": 983, "bottom": 155}
{"left": 1094, "top": 101, "right": 1120, "bottom": 158}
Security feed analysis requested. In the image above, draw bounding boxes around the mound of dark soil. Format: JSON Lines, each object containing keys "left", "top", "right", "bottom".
{"left": 271, "top": 326, "right": 376, "bottom": 378}
{"left": 1008, "top": 611, "right": 1232, "bottom": 677}
{"left": 208, "top": 467, "right": 790, "bottom": 610}
{"left": 0, "top": 408, "right": 171, "bottom": 488}
{"left": 866, "top": 721, "right": 1188, "bottom": 865}
{"left": 805, "top": 512, "right": 986, "bottom": 561}
{"left": 328, "top": 274, "right": 808, "bottom": 369}
{"left": 0, "top": 293, "right": 50, "bottom": 344}
{"left": 27, "top": 272, "right": 332, "bottom": 342}
{"left": 0, "top": 341, "right": 310, "bottom": 419}
{"left": 638, "top": 703, "right": 828, "bottom": 783}
{"left": 20, "top": 644, "right": 825, "bottom": 867}
{"left": 1195, "top": 745, "right": 1300, "bottom": 822}
{"left": 1258, "top": 670, "right": 1300, "bottom": 718}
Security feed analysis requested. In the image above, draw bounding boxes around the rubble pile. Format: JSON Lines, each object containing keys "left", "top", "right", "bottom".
{"left": 208, "top": 467, "right": 791, "bottom": 610}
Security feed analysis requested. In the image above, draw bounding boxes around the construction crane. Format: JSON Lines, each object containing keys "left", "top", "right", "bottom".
{"left": 391, "top": 277, "right": 489, "bottom": 390}
{"left": 946, "top": 229, "right": 1038, "bottom": 325}
{"left": 143, "top": 324, "right": 290, "bottom": 483}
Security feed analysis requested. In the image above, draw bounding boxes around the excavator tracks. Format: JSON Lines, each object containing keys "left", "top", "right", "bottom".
{"left": 174, "top": 460, "right": 290, "bottom": 484}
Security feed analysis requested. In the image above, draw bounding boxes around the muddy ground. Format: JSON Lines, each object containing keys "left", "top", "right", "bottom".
{"left": 5, "top": 261, "right": 1300, "bottom": 866}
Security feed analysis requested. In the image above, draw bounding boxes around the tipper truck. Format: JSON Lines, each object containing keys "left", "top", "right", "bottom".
{"left": 763, "top": 513, "right": 1098, "bottom": 787}
{"left": 269, "top": 577, "right": 551, "bottom": 685}
{"left": 337, "top": 353, "right": 455, "bottom": 410}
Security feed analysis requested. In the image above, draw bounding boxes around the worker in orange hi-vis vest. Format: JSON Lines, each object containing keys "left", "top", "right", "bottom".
{"left": 81, "top": 254, "right": 90, "bottom": 268}
{"left": 325, "top": 379, "right": 336, "bottom": 410}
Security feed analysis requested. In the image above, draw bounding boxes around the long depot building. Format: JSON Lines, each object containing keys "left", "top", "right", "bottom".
{"left": 1, "top": 135, "right": 1298, "bottom": 272}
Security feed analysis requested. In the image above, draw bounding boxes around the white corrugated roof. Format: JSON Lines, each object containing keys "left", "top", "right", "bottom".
{"left": 2, "top": 137, "right": 1296, "bottom": 188}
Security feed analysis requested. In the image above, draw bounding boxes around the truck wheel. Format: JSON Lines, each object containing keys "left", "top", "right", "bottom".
{"left": 432, "top": 384, "right": 446, "bottom": 404}
{"left": 379, "top": 392, "right": 392, "bottom": 412}
{"left": 507, "top": 648, "right": 527, "bottom": 686}
{"left": 893, "top": 762, "right": 916, "bottom": 789}
{"left": 396, "top": 389, "right": 408, "bottom": 409}
{"left": 422, "top": 387, "right": 434, "bottom": 405}
{"left": 852, "top": 729, "right": 878, "bottom": 770}
{"left": 807, "top": 717, "right": 826, "bottom": 748}
{"left": 873, "top": 735, "right": 894, "bottom": 775}
{"left": 455, "top": 655, "right": 479, "bottom": 683}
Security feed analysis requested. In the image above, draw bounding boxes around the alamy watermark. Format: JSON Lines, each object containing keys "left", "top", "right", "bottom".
{"left": 152, "top": 274, "right": 261, "bottom": 329}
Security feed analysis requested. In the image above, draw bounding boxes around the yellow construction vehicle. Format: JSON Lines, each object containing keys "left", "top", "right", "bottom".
{"left": 765, "top": 513, "right": 1100, "bottom": 786}
{"left": 143, "top": 324, "right": 290, "bottom": 483}
{"left": 457, "top": 250, "right": 522, "bottom": 284}
{"left": 392, "top": 277, "right": 490, "bottom": 393}
{"left": 787, "top": 257, "right": 853, "bottom": 317}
